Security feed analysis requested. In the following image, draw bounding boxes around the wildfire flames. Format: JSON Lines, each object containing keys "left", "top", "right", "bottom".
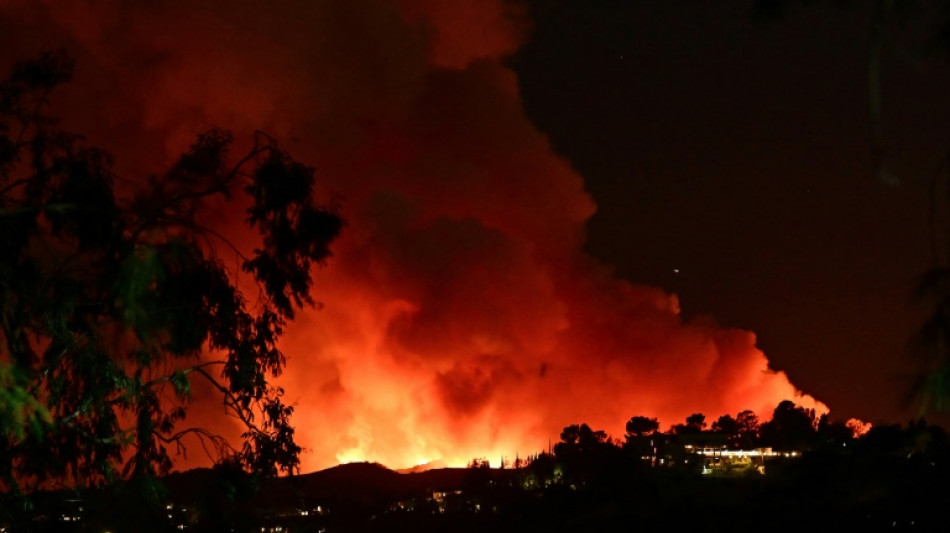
{"left": 2, "top": 0, "right": 825, "bottom": 472}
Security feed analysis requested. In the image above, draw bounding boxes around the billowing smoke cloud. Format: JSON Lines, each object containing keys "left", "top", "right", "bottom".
{"left": 1, "top": 0, "right": 824, "bottom": 471}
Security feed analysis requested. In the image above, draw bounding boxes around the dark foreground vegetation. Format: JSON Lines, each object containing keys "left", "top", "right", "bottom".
{"left": 4, "top": 34, "right": 950, "bottom": 532}
{"left": 4, "top": 401, "right": 949, "bottom": 533}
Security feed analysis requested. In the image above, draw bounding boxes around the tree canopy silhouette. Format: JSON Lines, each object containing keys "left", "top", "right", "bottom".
{"left": 0, "top": 52, "right": 343, "bottom": 494}
{"left": 671, "top": 413, "right": 707, "bottom": 435}
{"left": 759, "top": 400, "right": 818, "bottom": 451}
{"left": 624, "top": 415, "right": 659, "bottom": 438}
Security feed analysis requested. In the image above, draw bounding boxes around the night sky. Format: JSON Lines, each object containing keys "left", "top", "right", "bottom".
{"left": 3, "top": 0, "right": 948, "bottom": 471}
{"left": 515, "top": 1, "right": 950, "bottom": 425}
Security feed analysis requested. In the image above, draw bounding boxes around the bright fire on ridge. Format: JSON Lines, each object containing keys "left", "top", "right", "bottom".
{"left": 2, "top": 0, "right": 826, "bottom": 473}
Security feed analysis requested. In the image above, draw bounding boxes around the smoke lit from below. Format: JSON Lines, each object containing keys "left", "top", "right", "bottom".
{"left": 277, "top": 225, "right": 824, "bottom": 471}
{"left": 1, "top": 0, "right": 825, "bottom": 473}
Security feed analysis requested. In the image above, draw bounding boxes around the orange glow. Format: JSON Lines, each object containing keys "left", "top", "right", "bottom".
{"left": 3, "top": 0, "right": 827, "bottom": 473}
{"left": 846, "top": 418, "right": 872, "bottom": 438}
{"left": 276, "top": 240, "right": 825, "bottom": 471}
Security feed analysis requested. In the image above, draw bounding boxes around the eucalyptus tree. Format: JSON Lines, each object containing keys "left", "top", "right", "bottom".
{"left": 0, "top": 52, "right": 343, "bottom": 495}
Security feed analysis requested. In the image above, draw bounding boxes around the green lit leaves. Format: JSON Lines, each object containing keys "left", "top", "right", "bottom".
{"left": 0, "top": 363, "right": 51, "bottom": 443}
{"left": 913, "top": 266, "right": 950, "bottom": 413}
{"left": 0, "top": 52, "right": 342, "bottom": 490}
{"left": 116, "top": 244, "right": 162, "bottom": 334}
{"left": 169, "top": 371, "right": 191, "bottom": 400}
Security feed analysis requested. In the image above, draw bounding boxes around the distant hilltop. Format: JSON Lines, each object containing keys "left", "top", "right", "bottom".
{"left": 395, "top": 460, "right": 448, "bottom": 473}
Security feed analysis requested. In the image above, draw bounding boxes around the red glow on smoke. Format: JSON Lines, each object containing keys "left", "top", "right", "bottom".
{"left": 2, "top": 0, "right": 825, "bottom": 472}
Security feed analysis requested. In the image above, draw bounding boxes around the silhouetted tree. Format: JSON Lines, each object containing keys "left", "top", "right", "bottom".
{"left": 464, "top": 458, "right": 493, "bottom": 493}
{"left": 815, "top": 414, "right": 856, "bottom": 450}
{"left": 524, "top": 451, "right": 556, "bottom": 488}
{"left": 622, "top": 416, "right": 660, "bottom": 466}
{"left": 672, "top": 413, "right": 706, "bottom": 434}
{"left": 759, "top": 401, "right": 817, "bottom": 451}
{"left": 0, "top": 52, "right": 342, "bottom": 496}
{"left": 624, "top": 415, "right": 659, "bottom": 438}
{"left": 711, "top": 414, "right": 737, "bottom": 435}
{"left": 557, "top": 424, "right": 609, "bottom": 452}
{"left": 913, "top": 268, "right": 950, "bottom": 412}
{"left": 735, "top": 410, "right": 761, "bottom": 449}
{"left": 553, "top": 424, "right": 620, "bottom": 487}
{"left": 468, "top": 458, "right": 491, "bottom": 469}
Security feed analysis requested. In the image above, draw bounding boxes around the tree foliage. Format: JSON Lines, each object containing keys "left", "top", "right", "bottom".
{"left": 759, "top": 400, "right": 818, "bottom": 451}
{"left": 734, "top": 409, "right": 761, "bottom": 449}
{"left": 0, "top": 52, "right": 343, "bottom": 493}
{"left": 553, "top": 423, "right": 621, "bottom": 486}
{"left": 624, "top": 415, "right": 659, "bottom": 438}
{"left": 671, "top": 412, "right": 706, "bottom": 435}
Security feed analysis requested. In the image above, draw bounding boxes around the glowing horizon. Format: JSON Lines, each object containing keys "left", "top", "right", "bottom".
{"left": 3, "top": 0, "right": 826, "bottom": 476}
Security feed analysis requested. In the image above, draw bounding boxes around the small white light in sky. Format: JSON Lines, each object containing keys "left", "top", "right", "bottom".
{"left": 673, "top": 268, "right": 680, "bottom": 274}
